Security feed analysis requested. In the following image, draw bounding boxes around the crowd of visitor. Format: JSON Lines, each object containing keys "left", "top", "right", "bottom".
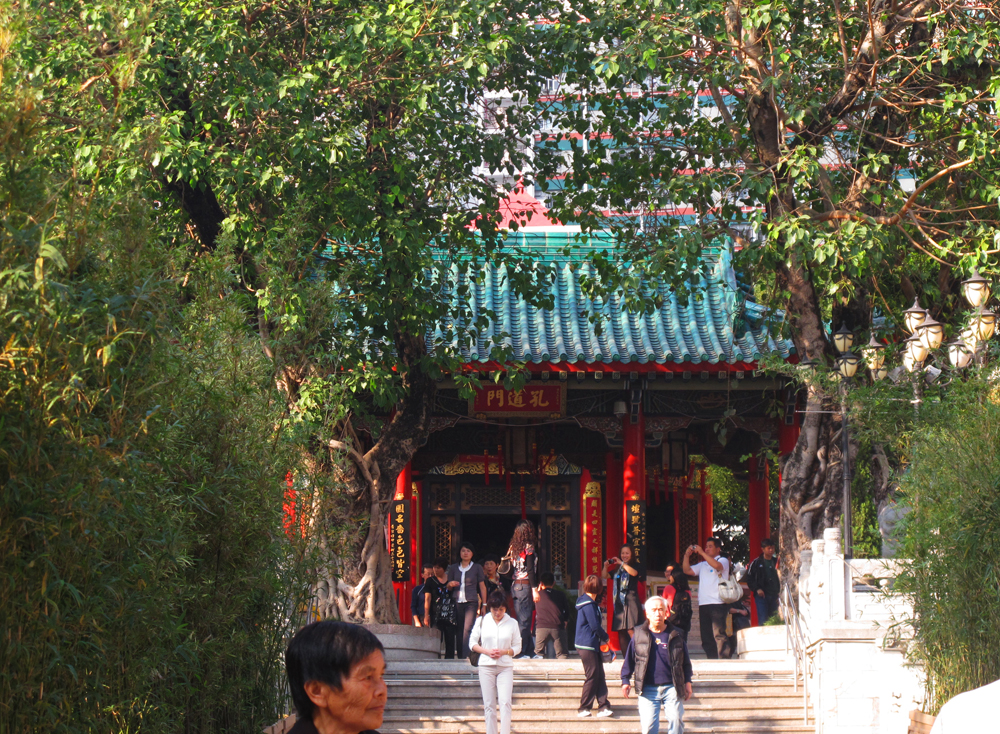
{"left": 403, "top": 522, "right": 779, "bottom": 734}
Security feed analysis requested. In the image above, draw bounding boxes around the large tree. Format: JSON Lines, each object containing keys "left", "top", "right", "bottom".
{"left": 543, "top": 0, "right": 1000, "bottom": 581}
{"left": 12, "top": 0, "right": 625, "bottom": 621}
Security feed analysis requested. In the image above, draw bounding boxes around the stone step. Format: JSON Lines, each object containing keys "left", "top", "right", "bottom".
{"left": 383, "top": 709, "right": 810, "bottom": 723}
{"left": 384, "top": 661, "right": 793, "bottom": 676}
{"left": 386, "top": 695, "right": 802, "bottom": 714}
{"left": 381, "top": 724, "right": 814, "bottom": 733}
{"left": 390, "top": 696, "right": 802, "bottom": 710}
{"left": 387, "top": 676, "right": 795, "bottom": 696}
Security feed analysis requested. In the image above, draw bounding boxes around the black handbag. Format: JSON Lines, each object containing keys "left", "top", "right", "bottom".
{"left": 433, "top": 589, "right": 457, "bottom": 626}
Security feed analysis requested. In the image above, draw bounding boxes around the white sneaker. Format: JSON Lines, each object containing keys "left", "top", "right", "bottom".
{"left": 596, "top": 709, "right": 614, "bottom": 718}
{"left": 577, "top": 710, "right": 592, "bottom": 718}
{"left": 532, "top": 654, "right": 544, "bottom": 659}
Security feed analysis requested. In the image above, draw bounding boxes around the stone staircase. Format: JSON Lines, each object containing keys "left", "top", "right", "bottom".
{"left": 381, "top": 660, "right": 814, "bottom": 734}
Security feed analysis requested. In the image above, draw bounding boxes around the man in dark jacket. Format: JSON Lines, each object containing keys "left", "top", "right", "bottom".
{"left": 746, "top": 538, "right": 781, "bottom": 624}
{"left": 621, "top": 596, "right": 693, "bottom": 734}
{"left": 533, "top": 572, "right": 569, "bottom": 658}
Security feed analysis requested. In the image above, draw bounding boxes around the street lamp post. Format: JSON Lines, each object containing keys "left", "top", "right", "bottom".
{"left": 833, "top": 329, "right": 860, "bottom": 558}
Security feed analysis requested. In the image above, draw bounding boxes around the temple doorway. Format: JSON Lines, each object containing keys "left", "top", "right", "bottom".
{"left": 458, "top": 514, "right": 522, "bottom": 562}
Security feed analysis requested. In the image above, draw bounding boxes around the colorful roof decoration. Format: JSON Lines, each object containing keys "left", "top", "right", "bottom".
{"left": 427, "top": 233, "right": 794, "bottom": 366}
{"left": 492, "top": 188, "right": 561, "bottom": 230}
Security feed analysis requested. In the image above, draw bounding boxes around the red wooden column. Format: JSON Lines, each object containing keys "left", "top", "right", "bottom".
{"left": 747, "top": 455, "right": 770, "bottom": 626}
{"left": 604, "top": 452, "right": 623, "bottom": 650}
{"left": 778, "top": 416, "right": 800, "bottom": 506}
{"left": 411, "top": 477, "right": 422, "bottom": 581}
{"left": 393, "top": 462, "right": 413, "bottom": 623}
{"left": 580, "top": 469, "right": 602, "bottom": 589}
{"left": 699, "top": 466, "right": 714, "bottom": 544}
{"left": 623, "top": 405, "right": 646, "bottom": 601}
{"left": 748, "top": 456, "right": 769, "bottom": 557}
{"left": 623, "top": 408, "right": 646, "bottom": 503}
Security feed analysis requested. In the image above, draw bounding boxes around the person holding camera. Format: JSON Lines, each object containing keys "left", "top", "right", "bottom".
{"left": 602, "top": 543, "right": 642, "bottom": 653}
{"left": 682, "top": 538, "right": 730, "bottom": 659}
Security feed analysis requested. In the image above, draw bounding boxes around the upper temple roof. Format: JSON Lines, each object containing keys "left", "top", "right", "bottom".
{"left": 427, "top": 228, "right": 794, "bottom": 367}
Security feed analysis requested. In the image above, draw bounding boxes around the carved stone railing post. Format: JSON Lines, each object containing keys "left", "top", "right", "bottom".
{"left": 823, "top": 527, "right": 846, "bottom": 621}
{"left": 798, "top": 549, "right": 813, "bottom": 622}
{"left": 809, "top": 539, "right": 825, "bottom": 628}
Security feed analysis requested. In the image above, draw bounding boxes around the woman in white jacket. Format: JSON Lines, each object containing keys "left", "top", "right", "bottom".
{"left": 469, "top": 590, "right": 522, "bottom": 734}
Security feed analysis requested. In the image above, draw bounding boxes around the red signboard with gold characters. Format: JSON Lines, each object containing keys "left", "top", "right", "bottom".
{"left": 389, "top": 499, "right": 410, "bottom": 583}
{"left": 469, "top": 383, "right": 566, "bottom": 418}
{"left": 582, "top": 480, "right": 603, "bottom": 580}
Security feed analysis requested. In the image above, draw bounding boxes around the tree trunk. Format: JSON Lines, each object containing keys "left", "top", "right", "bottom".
{"left": 329, "top": 333, "right": 436, "bottom": 623}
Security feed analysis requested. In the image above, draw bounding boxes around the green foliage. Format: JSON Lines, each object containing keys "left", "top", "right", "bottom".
{"left": 1, "top": 63, "right": 315, "bottom": 734}
{"left": 895, "top": 381, "right": 1000, "bottom": 714}
{"left": 706, "top": 464, "right": 749, "bottom": 565}
{"left": 849, "top": 444, "right": 882, "bottom": 559}
{"left": 706, "top": 463, "right": 779, "bottom": 566}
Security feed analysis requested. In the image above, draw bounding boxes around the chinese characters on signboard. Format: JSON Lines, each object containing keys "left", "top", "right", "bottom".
{"left": 626, "top": 499, "right": 647, "bottom": 581}
{"left": 469, "top": 383, "right": 566, "bottom": 418}
{"left": 582, "top": 482, "right": 603, "bottom": 579}
{"left": 389, "top": 500, "right": 410, "bottom": 582}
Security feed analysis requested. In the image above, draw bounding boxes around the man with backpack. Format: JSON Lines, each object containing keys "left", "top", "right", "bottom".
{"left": 533, "top": 572, "right": 569, "bottom": 659}
{"left": 746, "top": 538, "right": 781, "bottom": 624}
{"left": 682, "top": 538, "right": 731, "bottom": 659}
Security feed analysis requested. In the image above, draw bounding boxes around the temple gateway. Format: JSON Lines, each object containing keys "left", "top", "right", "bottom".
{"left": 380, "top": 194, "right": 800, "bottom": 642}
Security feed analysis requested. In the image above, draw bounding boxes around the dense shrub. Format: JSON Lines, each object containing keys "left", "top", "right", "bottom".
{"left": 1, "top": 90, "right": 314, "bottom": 733}
{"left": 895, "top": 381, "right": 1000, "bottom": 714}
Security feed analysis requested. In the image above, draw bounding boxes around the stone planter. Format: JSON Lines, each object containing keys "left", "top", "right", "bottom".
{"left": 366, "top": 623, "right": 442, "bottom": 660}
{"left": 736, "top": 625, "right": 790, "bottom": 661}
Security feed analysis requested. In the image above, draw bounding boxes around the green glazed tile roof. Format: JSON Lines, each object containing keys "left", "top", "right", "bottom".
{"left": 428, "top": 236, "right": 794, "bottom": 366}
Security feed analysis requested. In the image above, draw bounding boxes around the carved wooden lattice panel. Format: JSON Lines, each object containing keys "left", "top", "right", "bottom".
{"left": 678, "top": 497, "right": 700, "bottom": 552}
{"left": 431, "top": 516, "right": 455, "bottom": 561}
{"left": 462, "top": 484, "right": 539, "bottom": 510}
{"left": 547, "top": 516, "right": 571, "bottom": 587}
{"left": 546, "top": 483, "right": 570, "bottom": 511}
{"left": 430, "top": 483, "right": 455, "bottom": 510}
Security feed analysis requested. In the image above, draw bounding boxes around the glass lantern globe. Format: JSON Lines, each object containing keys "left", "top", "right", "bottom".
{"left": 947, "top": 339, "right": 973, "bottom": 369}
{"left": 905, "top": 333, "right": 930, "bottom": 364}
{"left": 961, "top": 270, "right": 991, "bottom": 308}
{"left": 970, "top": 305, "right": 997, "bottom": 342}
{"left": 903, "top": 351, "right": 921, "bottom": 373}
{"left": 796, "top": 358, "right": 818, "bottom": 373}
{"left": 961, "top": 325, "right": 979, "bottom": 351}
{"left": 872, "top": 365, "right": 890, "bottom": 381}
{"left": 915, "top": 315, "right": 945, "bottom": 352}
{"left": 861, "top": 335, "right": 886, "bottom": 371}
{"left": 834, "top": 353, "right": 862, "bottom": 379}
{"left": 832, "top": 324, "right": 855, "bottom": 354}
{"left": 903, "top": 298, "right": 928, "bottom": 333}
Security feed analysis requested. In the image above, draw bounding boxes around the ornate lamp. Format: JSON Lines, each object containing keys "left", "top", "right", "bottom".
{"left": 969, "top": 305, "right": 997, "bottom": 342}
{"left": 947, "top": 339, "right": 974, "bottom": 370}
{"left": 961, "top": 325, "right": 979, "bottom": 351}
{"left": 834, "top": 353, "right": 862, "bottom": 379}
{"left": 872, "top": 365, "right": 890, "bottom": 381}
{"left": 961, "top": 269, "right": 991, "bottom": 308}
{"left": 905, "top": 333, "right": 930, "bottom": 365}
{"left": 861, "top": 335, "right": 886, "bottom": 372}
{"left": 833, "top": 324, "right": 855, "bottom": 354}
{"left": 915, "top": 315, "right": 945, "bottom": 352}
{"left": 903, "top": 298, "right": 928, "bottom": 334}
{"left": 796, "top": 358, "right": 818, "bottom": 373}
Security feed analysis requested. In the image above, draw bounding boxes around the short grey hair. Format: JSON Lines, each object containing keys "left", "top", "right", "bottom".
{"left": 644, "top": 595, "right": 668, "bottom": 613}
